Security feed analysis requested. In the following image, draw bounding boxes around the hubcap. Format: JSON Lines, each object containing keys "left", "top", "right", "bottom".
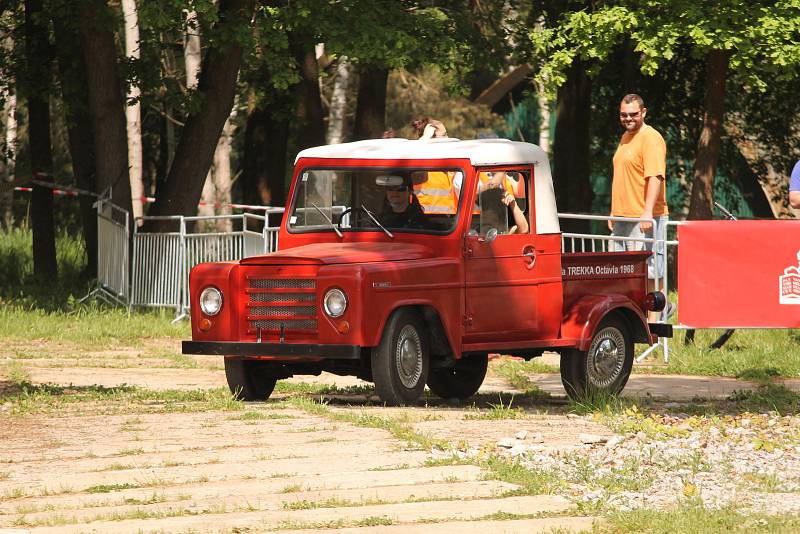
{"left": 586, "top": 326, "right": 626, "bottom": 388}
{"left": 395, "top": 325, "right": 423, "bottom": 388}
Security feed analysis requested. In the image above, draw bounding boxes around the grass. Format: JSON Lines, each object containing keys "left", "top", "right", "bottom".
{"left": 639, "top": 328, "right": 800, "bottom": 378}
{"left": 274, "top": 516, "right": 394, "bottom": 530}
{"left": 0, "top": 382, "right": 243, "bottom": 417}
{"left": 464, "top": 396, "right": 527, "bottom": 420}
{"left": 602, "top": 500, "right": 800, "bottom": 533}
{"left": 481, "top": 456, "right": 565, "bottom": 495}
{"left": 283, "top": 396, "right": 450, "bottom": 451}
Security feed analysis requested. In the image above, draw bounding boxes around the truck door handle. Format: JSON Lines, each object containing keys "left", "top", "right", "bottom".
{"left": 522, "top": 245, "right": 536, "bottom": 270}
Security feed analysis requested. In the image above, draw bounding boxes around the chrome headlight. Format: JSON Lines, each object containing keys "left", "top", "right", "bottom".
{"left": 199, "top": 286, "right": 223, "bottom": 316}
{"left": 323, "top": 288, "right": 347, "bottom": 317}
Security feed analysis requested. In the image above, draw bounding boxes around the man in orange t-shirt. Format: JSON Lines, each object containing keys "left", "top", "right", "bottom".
{"left": 610, "top": 93, "right": 669, "bottom": 317}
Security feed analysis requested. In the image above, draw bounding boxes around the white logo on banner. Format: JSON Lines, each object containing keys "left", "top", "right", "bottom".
{"left": 779, "top": 250, "right": 800, "bottom": 305}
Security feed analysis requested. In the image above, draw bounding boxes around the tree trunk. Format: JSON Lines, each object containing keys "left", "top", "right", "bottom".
{"left": 122, "top": 0, "right": 144, "bottom": 224}
{"left": 210, "top": 115, "right": 235, "bottom": 231}
{"left": 353, "top": 66, "right": 389, "bottom": 140}
{"left": 242, "top": 101, "right": 289, "bottom": 208}
{"left": 25, "top": 0, "right": 57, "bottom": 278}
{"left": 1, "top": 85, "right": 16, "bottom": 229}
{"left": 185, "top": 9, "right": 217, "bottom": 224}
{"left": 688, "top": 49, "right": 729, "bottom": 220}
{"left": 184, "top": 10, "right": 202, "bottom": 91}
{"left": 327, "top": 57, "right": 352, "bottom": 144}
{"left": 552, "top": 60, "right": 592, "bottom": 232}
{"left": 537, "top": 89, "right": 550, "bottom": 154}
{"left": 53, "top": 6, "right": 98, "bottom": 278}
{"left": 79, "top": 0, "right": 131, "bottom": 213}
{"left": 148, "top": 0, "right": 255, "bottom": 222}
{"left": 291, "top": 35, "right": 325, "bottom": 150}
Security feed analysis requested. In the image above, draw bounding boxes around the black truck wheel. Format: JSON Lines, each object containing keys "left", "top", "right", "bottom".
{"left": 224, "top": 358, "right": 279, "bottom": 401}
{"left": 371, "top": 309, "right": 429, "bottom": 405}
{"left": 427, "top": 353, "right": 488, "bottom": 400}
{"left": 560, "top": 316, "right": 633, "bottom": 401}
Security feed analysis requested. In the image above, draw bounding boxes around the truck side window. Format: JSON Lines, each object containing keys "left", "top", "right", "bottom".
{"left": 473, "top": 170, "right": 529, "bottom": 236}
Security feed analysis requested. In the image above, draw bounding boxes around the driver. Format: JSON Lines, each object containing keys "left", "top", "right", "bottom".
{"left": 377, "top": 175, "right": 427, "bottom": 229}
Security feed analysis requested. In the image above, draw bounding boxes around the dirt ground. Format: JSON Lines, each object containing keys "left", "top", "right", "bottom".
{"left": 0, "top": 340, "right": 790, "bottom": 533}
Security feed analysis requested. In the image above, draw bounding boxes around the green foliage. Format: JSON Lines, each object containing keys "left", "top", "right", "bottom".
{"left": 531, "top": 1, "right": 800, "bottom": 97}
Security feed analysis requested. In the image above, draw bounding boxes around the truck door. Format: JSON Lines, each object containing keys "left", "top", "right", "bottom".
{"left": 464, "top": 169, "right": 542, "bottom": 343}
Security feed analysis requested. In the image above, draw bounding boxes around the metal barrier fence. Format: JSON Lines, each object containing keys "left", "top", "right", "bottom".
{"left": 85, "top": 202, "right": 285, "bottom": 318}
{"left": 82, "top": 200, "right": 130, "bottom": 306}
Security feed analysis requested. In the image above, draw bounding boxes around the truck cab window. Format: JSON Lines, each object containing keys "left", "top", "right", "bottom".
{"left": 472, "top": 170, "right": 529, "bottom": 236}
{"left": 289, "top": 168, "right": 463, "bottom": 234}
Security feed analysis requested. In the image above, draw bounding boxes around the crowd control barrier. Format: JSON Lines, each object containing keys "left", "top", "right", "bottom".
{"left": 84, "top": 202, "right": 284, "bottom": 319}
{"left": 80, "top": 200, "right": 130, "bottom": 307}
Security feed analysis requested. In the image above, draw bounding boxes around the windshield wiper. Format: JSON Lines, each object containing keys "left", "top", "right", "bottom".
{"left": 310, "top": 202, "right": 343, "bottom": 238}
{"left": 360, "top": 204, "right": 393, "bottom": 239}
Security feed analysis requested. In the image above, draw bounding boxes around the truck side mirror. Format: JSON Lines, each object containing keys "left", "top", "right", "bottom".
{"left": 478, "top": 228, "right": 498, "bottom": 243}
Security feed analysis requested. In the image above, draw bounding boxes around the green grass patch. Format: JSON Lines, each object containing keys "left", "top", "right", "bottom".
{"left": 464, "top": 396, "right": 527, "bottom": 420}
{"left": 0, "top": 382, "right": 243, "bottom": 416}
{"left": 727, "top": 383, "right": 800, "bottom": 415}
{"left": 85, "top": 482, "right": 137, "bottom": 494}
{"left": 638, "top": 328, "right": 800, "bottom": 378}
{"left": 274, "top": 381, "right": 375, "bottom": 396}
{"left": 0, "top": 307, "right": 189, "bottom": 347}
{"left": 481, "top": 455, "right": 564, "bottom": 495}
{"left": 275, "top": 516, "right": 394, "bottom": 530}
{"left": 603, "top": 500, "right": 800, "bottom": 533}
{"left": 283, "top": 396, "right": 450, "bottom": 451}
{"left": 492, "top": 359, "right": 559, "bottom": 391}
{"left": 2, "top": 360, "right": 31, "bottom": 385}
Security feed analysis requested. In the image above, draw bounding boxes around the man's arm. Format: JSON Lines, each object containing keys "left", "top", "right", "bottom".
{"left": 790, "top": 190, "right": 800, "bottom": 209}
{"left": 503, "top": 192, "right": 529, "bottom": 234}
{"left": 639, "top": 175, "right": 663, "bottom": 232}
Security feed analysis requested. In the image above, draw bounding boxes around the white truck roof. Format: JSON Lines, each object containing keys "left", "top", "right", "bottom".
{"left": 296, "top": 138, "right": 560, "bottom": 234}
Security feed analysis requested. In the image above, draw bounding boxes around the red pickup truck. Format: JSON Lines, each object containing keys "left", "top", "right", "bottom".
{"left": 183, "top": 139, "right": 670, "bottom": 404}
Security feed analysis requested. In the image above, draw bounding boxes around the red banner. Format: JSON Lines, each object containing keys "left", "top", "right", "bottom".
{"left": 678, "top": 220, "right": 800, "bottom": 328}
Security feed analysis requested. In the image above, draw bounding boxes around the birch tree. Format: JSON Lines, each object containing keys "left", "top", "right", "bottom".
{"left": 122, "top": 0, "right": 144, "bottom": 223}
{"left": 326, "top": 57, "right": 352, "bottom": 145}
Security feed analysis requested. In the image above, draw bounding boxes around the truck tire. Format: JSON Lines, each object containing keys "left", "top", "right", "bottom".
{"left": 560, "top": 316, "right": 633, "bottom": 401}
{"left": 427, "top": 354, "right": 488, "bottom": 400}
{"left": 371, "top": 309, "right": 429, "bottom": 405}
{"left": 224, "top": 358, "right": 278, "bottom": 401}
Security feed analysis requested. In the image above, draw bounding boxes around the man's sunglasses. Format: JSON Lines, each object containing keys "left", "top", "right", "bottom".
{"left": 619, "top": 111, "right": 641, "bottom": 119}
{"left": 385, "top": 186, "right": 407, "bottom": 192}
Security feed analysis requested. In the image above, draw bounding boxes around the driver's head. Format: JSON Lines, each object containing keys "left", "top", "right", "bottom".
{"left": 384, "top": 180, "right": 412, "bottom": 212}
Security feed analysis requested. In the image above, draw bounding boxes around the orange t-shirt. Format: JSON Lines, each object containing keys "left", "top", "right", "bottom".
{"left": 611, "top": 124, "right": 668, "bottom": 217}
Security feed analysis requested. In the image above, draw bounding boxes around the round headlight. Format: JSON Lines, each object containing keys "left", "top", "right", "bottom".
{"left": 323, "top": 288, "right": 347, "bottom": 317}
{"left": 199, "top": 286, "right": 223, "bottom": 316}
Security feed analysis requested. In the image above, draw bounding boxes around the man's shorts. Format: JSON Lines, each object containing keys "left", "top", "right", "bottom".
{"left": 610, "top": 215, "right": 668, "bottom": 280}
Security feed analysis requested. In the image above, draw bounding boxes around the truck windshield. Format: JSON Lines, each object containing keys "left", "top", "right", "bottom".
{"left": 288, "top": 168, "right": 463, "bottom": 234}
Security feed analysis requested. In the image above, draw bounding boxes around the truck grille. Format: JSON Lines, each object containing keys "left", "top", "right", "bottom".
{"left": 246, "top": 278, "right": 317, "bottom": 334}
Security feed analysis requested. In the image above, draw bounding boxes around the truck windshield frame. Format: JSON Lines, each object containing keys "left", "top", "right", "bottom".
{"left": 286, "top": 166, "right": 466, "bottom": 235}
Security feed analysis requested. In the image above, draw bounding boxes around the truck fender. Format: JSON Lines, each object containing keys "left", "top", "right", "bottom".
{"left": 561, "top": 295, "right": 651, "bottom": 351}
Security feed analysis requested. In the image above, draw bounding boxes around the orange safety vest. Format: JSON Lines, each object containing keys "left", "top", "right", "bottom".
{"left": 473, "top": 172, "right": 518, "bottom": 214}
{"left": 413, "top": 171, "right": 458, "bottom": 215}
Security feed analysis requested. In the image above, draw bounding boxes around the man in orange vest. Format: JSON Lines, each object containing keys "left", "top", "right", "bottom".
{"left": 412, "top": 118, "right": 460, "bottom": 215}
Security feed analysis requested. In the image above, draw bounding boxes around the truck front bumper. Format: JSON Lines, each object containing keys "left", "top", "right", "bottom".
{"left": 182, "top": 341, "right": 361, "bottom": 360}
